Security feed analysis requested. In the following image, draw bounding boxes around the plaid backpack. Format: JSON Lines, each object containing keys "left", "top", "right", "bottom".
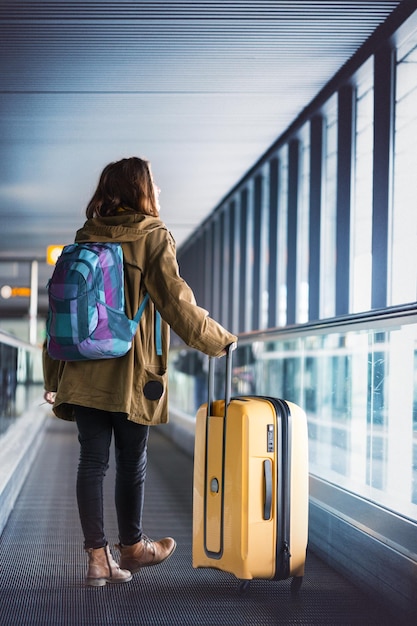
{"left": 46, "top": 242, "right": 157, "bottom": 361}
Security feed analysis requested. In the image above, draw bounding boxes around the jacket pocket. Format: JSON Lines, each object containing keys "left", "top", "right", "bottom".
{"left": 137, "top": 367, "right": 168, "bottom": 424}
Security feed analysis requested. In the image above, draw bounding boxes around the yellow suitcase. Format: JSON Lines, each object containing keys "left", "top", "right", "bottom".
{"left": 192, "top": 347, "right": 309, "bottom": 595}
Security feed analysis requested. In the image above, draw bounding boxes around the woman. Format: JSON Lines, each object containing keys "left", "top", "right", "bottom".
{"left": 43, "top": 157, "right": 237, "bottom": 586}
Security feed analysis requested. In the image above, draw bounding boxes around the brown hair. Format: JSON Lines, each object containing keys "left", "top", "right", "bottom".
{"left": 86, "top": 157, "right": 159, "bottom": 218}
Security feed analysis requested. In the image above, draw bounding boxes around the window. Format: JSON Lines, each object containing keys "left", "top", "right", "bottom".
{"left": 391, "top": 19, "right": 417, "bottom": 305}
{"left": 296, "top": 123, "right": 310, "bottom": 323}
{"left": 277, "top": 146, "right": 288, "bottom": 327}
{"left": 320, "top": 95, "right": 338, "bottom": 319}
{"left": 260, "top": 163, "right": 270, "bottom": 329}
{"left": 351, "top": 58, "right": 374, "bottom": 313}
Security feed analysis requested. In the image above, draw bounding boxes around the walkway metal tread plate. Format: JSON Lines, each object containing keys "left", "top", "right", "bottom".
{"left": 0, "top": 419, "right": 408, "bottom": 625}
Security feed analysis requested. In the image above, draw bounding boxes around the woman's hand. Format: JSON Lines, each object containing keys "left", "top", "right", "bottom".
{"left": 218, "top": 341, "right": 237, "bottom": 357}
{"left": 43, "top": 390, "right": 56, "bottom": 405}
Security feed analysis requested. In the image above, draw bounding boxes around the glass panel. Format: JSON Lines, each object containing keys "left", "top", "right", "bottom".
{"left": 351, "top": 57, "right": 374, "bottom": 313}
{"left": 169, "top": 350, "right": 208, "bottom": 415}
{"left": 320, "top": 95, "right": 338, "bottom": 319}
{"left": 277, "top": 146, "right": 288, "bottom": 327}
{"left": 296, "top": 123, "right": 310, "bottom": 324}
{"left": 391, "top": 26, "right": 417, "bottom": 305}
{"left": 228, "top": 198, "right": 239, "bottom": 333}
{"left": 211, "top": 217, "right": 221, "bottom": 322}
{"left": 245, "top": 180, "right": 254, "bottom": 332}
{"left": 168, "top": 312, "right": 417, "bottom": 522}
{"left": 413, "top": 350, "right": 417, "bottom": 505}
{"left": 260, "top": 164, "right": 270, "bottom": 330}
{"left": 220, "top": 209, "right": 229, "bottom": 328}
{"left": 0, "top": 336, "right": 43, "bottom": 437}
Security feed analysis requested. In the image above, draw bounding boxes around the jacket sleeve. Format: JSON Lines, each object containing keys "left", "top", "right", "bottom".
{"left": 143, "top": 229, "right": 237, "bottom": 357}
{"left": 42, "top": 341, "right": 61, "bottom": 391}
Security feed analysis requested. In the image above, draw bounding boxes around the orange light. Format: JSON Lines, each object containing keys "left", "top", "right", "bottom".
{"left": 46, "top": 245, "right": 64, "bottom": 265}
{"left": 12, "top": 287, "right": 31, "bottom": 297}
{"left": 1, "top": 285, "right": 31, "bottom": 299}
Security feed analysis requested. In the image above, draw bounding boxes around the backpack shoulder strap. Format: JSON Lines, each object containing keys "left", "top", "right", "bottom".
{"left": 133, "top": 292, "right": 150, "bottom": 323}
{"left": 132, "top": 293, "right": 163, "bottom": 356}
{"left": 119, "top": 242, "right": 163, "bottom": 356}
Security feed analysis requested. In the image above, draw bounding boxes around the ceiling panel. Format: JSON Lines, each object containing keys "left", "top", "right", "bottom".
{"left": 0, "top": 0, "right": 408, "bottom": 316}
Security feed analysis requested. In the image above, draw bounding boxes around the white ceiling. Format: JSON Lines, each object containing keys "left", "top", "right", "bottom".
{"left": 0, "top": 0, "right": 407, "bottom": 315}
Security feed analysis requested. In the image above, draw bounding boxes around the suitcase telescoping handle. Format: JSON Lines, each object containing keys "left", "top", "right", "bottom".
{"left": 207, "top": 342, "right": 237, "bottom": 417}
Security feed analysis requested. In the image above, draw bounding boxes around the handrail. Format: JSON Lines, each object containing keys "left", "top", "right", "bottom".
{"left": 235, "top": 302, "right": 417, "bottom": 344}
{"left": 0, "top": 329, "right": 41, "bottom": 351}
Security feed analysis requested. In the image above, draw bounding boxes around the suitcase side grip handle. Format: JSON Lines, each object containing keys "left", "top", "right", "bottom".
{"left": 263, "top": 459, "right": 273, "bottom": 520}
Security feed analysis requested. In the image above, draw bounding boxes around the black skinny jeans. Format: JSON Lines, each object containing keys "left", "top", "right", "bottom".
{"left": 74, "top": 406, "right": 149, "bottom": 550}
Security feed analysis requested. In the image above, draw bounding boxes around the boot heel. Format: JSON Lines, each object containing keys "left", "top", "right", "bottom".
{"left": 86, "top": 577, "right": 107, "bottom": 587}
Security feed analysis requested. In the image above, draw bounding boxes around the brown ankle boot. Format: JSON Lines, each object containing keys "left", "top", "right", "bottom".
{"left": 86, "top": 544, "right": 132, "bottom": 586}
{"left": 115, "top": 535, "right": 176, "bottom": 573}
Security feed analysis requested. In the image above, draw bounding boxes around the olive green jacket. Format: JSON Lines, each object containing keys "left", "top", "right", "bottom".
{"left": 42, "top": 214, "right": 237, "bottom": 425}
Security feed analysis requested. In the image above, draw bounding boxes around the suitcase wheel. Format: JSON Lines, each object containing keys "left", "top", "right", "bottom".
{"left": 238, "top": 576, "right": 303, "bottom": 597}
{"left": 290, "top": 576, "right": 303, "bottom": 596}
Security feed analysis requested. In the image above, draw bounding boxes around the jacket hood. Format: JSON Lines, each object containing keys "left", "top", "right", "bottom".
{"left": 75, "top": 214, "right": 164, "bottom": 244}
